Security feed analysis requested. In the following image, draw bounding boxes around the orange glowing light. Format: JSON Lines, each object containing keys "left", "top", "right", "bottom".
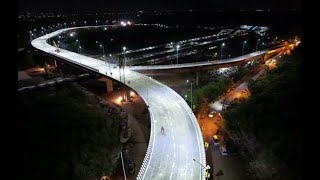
{"left": 117, "top": 96, "right": 123, "bottom": 103}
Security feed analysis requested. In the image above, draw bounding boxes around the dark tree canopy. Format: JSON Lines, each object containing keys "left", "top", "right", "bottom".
{"left": 18, "top": 84, "right": 121, "bottom": 180}
{"left": 224, "top": 46, "right": 302, "bottom": 179}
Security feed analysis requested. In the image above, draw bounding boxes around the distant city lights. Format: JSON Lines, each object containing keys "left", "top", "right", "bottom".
{"left": 120, "top": 21, "right": 133, "bottom": 26}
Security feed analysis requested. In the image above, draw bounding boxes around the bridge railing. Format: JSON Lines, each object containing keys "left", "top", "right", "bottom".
{"left": 136, "top": 101, "right": 155, "bottom": 180}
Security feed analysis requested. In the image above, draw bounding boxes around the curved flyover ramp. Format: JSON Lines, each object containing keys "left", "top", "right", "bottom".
{"left": 128, "top": 45, "right": 286, "bottom": 71}
{"left": 31, "top": 27, "right": 206, "bottom": 180}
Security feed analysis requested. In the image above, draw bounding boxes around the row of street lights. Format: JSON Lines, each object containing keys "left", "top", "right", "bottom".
{"left": 220, "top": 39, "right": 265, "bottom": 59}
{"left": 73, "top": 37, "right": 264, "bottom": 69}
{"left": 74, "top": 39, "right": 115, "bottom": 74}
{"left": 32, "top": 27, "right": 263, "bottom": 64}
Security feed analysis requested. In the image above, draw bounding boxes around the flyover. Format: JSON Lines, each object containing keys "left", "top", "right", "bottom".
{"left": 128, "top": 44, "right": 286, "bottom": 72}
{"left": 31, "top": 26, "right": 206, "bottom": 180}
{"left": 31, "top": 25, "right": 289, "bottom": 180}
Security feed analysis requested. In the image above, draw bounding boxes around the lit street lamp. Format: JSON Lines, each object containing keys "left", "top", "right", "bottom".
{"left": 186, "top": 80, "right": 193, "bottom": 111}
{"left": 123, "top": 47, "right": 127, "bottom": 66}
{"left": 120, "top": 46, "right": 127, "bottom": 102}
{"left": 100, "top": 44, "right": 105, "bottom": 58}
{"left": 79, "top": 46, "right": 82, "bottom": 63}
{"left": 29, "top": 32, "right": 33, "bottom": 41}
{"left": 78, "top": 46, "right": 82, "bottom": 54}
{"left": 176, "top": 45, "right": 180, "bottom": 64}
{"left": 256, "top": 39, "right": 260, "bottom": 52}
{"left": 242, "top": 40, "right": 247, "bottom": 55}
{"left": 76, "top": 39, "right": 81, "bottom": 48}
{"left": 220, "top": 43, "right": 225, "bottom": 59}
{"left": 108, "top": 54, "right": 112, "bottom": 75}
{"left": 146, "top": 76, "right": 151, "bottom": 102}
{"left": 122, "top": 46, "right": 127, "bottom": 90}
{"left": 193, "top": 158, "right": 211, "bottom": 180}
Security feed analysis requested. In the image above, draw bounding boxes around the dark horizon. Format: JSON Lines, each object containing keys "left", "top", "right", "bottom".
{"left": 18, "top": 0, "right": 302, "bottom": 13}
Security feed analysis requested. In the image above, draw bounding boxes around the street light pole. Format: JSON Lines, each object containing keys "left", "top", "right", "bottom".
{"left": 79, "top": 46, "right": 82, "bottom": 64}
{"left": 123, "top": 46, "right": 127, "bottom": 101}
{"left": 29, "top": 31, "right": 33, "bottom": 41}
{"left": 147, "top": 76, "right": 151, "bottom": 102}
{"left": 193, "top": 158, "right": 206, "bottom": 169}
{"left": 76, "top": 39, "right": 81, "bottom": 48}
{"left": 100, "top": 44, "right": 105, "bottom": 58}
{"left": 170, "top": 42, "right": 173, "bottom": 64}
{"left": 176, "top": 45, "right": 180, "bottom": 64}
{"left": 187, "top": 80, "right": 193, "bottom": 110}
{"left": 123, "top": 47, "right": 126, "bottom": 83}
{"left": 256, "top": 39, "right": 260, "bottom": 52}
{"left": 193, "top": 158, "right": 210, "bottom": 180}
{"left": 242, "top": 41, "right": 247, "bottom": 55}
{"left": 191, "top": 82, "right": 193, "bottom": 111}
{"left": 120, "top": 152, "right": 127, "bottom": 180}
{"left": 109, "top": 54, "right": 112, "bottom": 75}
{"left": 220, "top": 43, "right": 225, "bottom": 59}
{"left": 118, "top": 56, "right": 122, "bottom": 82}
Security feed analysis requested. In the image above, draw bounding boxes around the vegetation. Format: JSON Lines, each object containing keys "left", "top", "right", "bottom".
{"left": 187, "top": 77, "right": 233, "bottom": 108}
{"left": 18, "top": 84, "right": 121, "bottom": 180}
{"left": 231, "top": 66, "right": 250, "bottom": 82}
{"left": 224, "top": 47, "right": 302, "bottom": 180}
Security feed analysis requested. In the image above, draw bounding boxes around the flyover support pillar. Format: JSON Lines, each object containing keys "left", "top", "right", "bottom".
{"left": 54, "top": 59, "right": 57, "bottom": 67}
{"left": 98, "top": 77, "right": 114, "bottom": 93}
{"left": 106, "top": 79, "right": 114, "bottom": 93}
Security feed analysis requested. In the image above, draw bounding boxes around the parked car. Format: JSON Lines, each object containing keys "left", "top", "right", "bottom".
{"left": 212, "top": 135, "right": 220, "bottom": 146}
{"left": 208, "top": 110, "right": 217, "bottom": 118}
{"left": 219, "top": 146, "right": 228, "bottom": 156}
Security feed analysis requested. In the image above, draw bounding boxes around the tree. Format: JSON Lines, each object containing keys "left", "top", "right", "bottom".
{"left": 223, "top": 46, "right": 302, "bottom": 180}
{"left": 18, "top": 84, "right": 121, "bottom": 179}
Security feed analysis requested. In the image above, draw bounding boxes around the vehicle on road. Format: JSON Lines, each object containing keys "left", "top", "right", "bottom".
{"left": 212, "top": 135, "right": 220, "bottom": 146}
{"left": 208, "top": 110, "right": 217, "bottom": 117}
{"left": 219, "top": 146, "right": 228, "bottom": 156}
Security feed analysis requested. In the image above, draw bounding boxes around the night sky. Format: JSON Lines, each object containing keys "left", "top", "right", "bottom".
{"left": 18, "top": 0, "right": 301, "bottom": 12}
